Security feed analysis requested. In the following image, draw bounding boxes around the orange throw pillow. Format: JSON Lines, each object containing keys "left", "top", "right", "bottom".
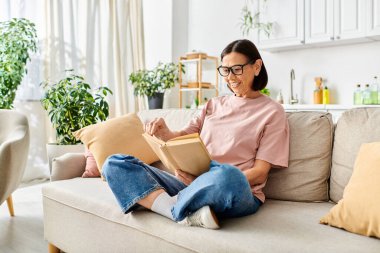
{"left": 73, "top": 113, "right": 159, "bottom": 175}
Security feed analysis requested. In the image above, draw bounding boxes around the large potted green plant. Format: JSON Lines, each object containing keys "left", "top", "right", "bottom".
{"left": 129, "top": 62, "right": 182, "bottom": 109}
{"left": 0, "top": 18, "right": 38, "bottom": 109}
{"left": 41, "top": 70, "right": 112, "bottom": 172}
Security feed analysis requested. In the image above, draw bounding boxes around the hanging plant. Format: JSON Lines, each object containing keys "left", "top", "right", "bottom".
{"left": 240, "top": 0, "right": 273, "bottom": 37}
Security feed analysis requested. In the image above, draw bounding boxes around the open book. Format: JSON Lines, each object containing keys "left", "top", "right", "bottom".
{"left": 142, "top": 133, "right": 211, "bottom": 176}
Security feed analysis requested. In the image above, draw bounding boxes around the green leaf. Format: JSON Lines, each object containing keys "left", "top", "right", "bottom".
{"left": 0, "top": 18, "right": 38, "bottom": 108}
{"left": 129, "top": 62, "right": 180, "bottom": 97}
{"left": 238, "top": 1, "right": 273, "bottom": 37}
{"left": 40, "top": 70, "right": 113, "bottom": 144}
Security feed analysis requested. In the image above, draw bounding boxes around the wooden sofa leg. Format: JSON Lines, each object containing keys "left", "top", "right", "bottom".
{"left": 48, "top": 243, "right": 60, "bottom": 253}
{"left": 6, "top": 195, "right": 14, "bottom": 216}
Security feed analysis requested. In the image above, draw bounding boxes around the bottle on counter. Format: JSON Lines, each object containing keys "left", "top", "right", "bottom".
{"left": 353, "top": 84, "right": 362, "bottom": 105}
{"left": 276, "top": 89, "right": 284, "bottom": 104}
{"left": 313, "top": 77, "right": 323, "bottom": 104}
{"left": 322, "top": 85, "right": 330, "bottom": 104}
{"left": 363, "top": 84, "right": 372, "bottom": 105}
{"left": 371, "top": 76, "right": 379, "bottom": 104}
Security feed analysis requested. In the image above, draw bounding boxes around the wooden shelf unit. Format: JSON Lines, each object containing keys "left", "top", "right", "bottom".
{"left": 178, "top": 54, "right": 219, "bottom": 108}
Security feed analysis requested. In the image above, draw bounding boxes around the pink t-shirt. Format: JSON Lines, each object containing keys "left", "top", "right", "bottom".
{"left": 181, "top": 94, "right": 289, "bottom": 202}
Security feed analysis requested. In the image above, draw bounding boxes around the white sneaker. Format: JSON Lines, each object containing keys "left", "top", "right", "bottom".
{"left": 178, "top": 206, "right": 220, "bottom": 229}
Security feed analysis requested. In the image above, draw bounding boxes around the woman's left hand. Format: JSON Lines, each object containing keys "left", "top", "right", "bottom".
{"left": 175, "top": 169, "right": 197, "bottom": 186}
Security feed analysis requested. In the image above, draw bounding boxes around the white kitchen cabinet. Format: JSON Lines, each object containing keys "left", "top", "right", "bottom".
{"left": 334, "top": 0, "right": 367, "bottom": 40}
{"left": 257, "top": 0, "right": 305, "bottom": 50}
{"left": 305, "top": 0, "right": 369, "bottom": 44}
{"left": 258, "top": 0, "right": 380, "bottom": 51}
{"left": 367, "top": 0, "right": 380, "bottom": 37}
{"left": 305, "top": 0, "right": 334, "bottom": 44}
{"left": 305, "top": 0, "right": 334, "bottom": 43}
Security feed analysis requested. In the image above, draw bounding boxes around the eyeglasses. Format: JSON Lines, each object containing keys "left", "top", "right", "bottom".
{"left": 217, "top": 60, "right": 255, "bottom": 77}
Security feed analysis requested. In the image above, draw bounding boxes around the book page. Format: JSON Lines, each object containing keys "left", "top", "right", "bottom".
{"left": 168, "top": 133, "right": 200, "bottom": 141}
{"left": 143, "top": 132, "right": 211, "bottom": 176}
{"left": 142, "top": 133, "right": 178, "bottom": 172}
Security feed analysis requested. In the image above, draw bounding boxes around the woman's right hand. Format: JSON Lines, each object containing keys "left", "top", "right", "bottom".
{"left": 175, "top": 169, "right": 197, "bottom": 186}
{"left": 145, "top": 117, "right": 174, "bottom": 141}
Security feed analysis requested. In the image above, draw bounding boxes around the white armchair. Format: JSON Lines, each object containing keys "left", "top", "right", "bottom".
{"left": 0, "top": 109, "right": 30, "bottom": 216}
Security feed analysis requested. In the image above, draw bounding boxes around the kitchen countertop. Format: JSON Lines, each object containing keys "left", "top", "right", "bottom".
{"left": 282, "top": 104, "right": 380, "bottom": 110}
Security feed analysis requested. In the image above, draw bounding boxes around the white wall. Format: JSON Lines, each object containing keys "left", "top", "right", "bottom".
{"left": 188, "top": 0, "right": 245, "bottom": 56}
{"left": 143, "top": 0, "right": 173, "bottom": 69}
{"left": 143, "top": 0, "right": 190, "bottom": 108}
{"left": 172, "top": 0, "right": 189, "bottom": 62}
{"left": 261, "top": 42, "right": 380, "bottom": 105}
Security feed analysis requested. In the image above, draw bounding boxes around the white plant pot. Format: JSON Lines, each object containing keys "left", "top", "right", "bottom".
{"left": 46, "top": 143, "right": 85, "bottom": 174}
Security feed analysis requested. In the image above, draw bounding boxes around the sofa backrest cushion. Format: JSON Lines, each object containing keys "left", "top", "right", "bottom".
{"left": 264, "top": 111, "right": 333, "bottom": 202}
{"left": 329, "top": 108, "right": 380, "bottom": 203}
{"left": 138, "top": 109, "right": 199, "bottom": 131}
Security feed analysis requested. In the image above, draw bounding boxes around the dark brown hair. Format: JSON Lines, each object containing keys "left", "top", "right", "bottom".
{"left": 220, "top": 39, "right": 268, "bottom": 91}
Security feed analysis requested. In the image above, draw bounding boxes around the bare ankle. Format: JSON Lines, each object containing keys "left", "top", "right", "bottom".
{"left": 137, "top": 189, "right": 165, "bottom": 209}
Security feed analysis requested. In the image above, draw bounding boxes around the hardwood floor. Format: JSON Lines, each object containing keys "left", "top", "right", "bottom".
{"left": 0, "top": 182, "right": 48, "bottom": 253}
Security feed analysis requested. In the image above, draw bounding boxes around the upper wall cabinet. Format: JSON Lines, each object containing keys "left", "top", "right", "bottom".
{"left": 367, "top": 0, "right": 380, "bottom": 36}
{"left": 305, "top": 0, "right": 334, "bottom": 43}
{"left": 334, "top": 0, "right": 367, "bottom": 40}
{"left": 257, "top": 0, "right": 305, "bottom": 49}
{"left": 256, "top": 0, "right": 380, "bottom": 51}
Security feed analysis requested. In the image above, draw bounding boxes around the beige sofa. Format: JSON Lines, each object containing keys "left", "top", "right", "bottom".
{"left": 42, "top": 108, "right": 380, "bottom": 253}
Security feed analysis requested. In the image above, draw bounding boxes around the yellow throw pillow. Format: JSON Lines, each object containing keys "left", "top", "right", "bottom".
{"left": 320, "top": 142, "right": 380, "bottom": 238}
{"left": 73, "top": 113, "right": 159, "bottom": 175}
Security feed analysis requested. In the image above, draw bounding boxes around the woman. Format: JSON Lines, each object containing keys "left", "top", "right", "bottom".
{"left": 102, "top": 39, "right": 289, "bottom": 229}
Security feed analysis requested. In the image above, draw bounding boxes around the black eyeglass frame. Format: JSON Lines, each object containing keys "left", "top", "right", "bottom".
{"left": 217, "top": 59, "right": 256, "bottom": 77}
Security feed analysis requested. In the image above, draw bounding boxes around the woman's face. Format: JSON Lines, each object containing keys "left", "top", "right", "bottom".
{"left": 221, "top": 52, "right": 261, "bottom": 98}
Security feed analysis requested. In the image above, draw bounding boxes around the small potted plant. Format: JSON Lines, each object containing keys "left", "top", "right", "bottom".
{"left": 41, "top": 70, "right": 112, "bottom": 171}
{"left": 0, "top": 18, "right": 38, "bottom": 109}
{"left": 129, "top": 62, "right": 182, "bottom": 109}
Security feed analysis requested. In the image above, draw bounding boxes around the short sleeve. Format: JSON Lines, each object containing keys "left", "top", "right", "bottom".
{"left": 180, "top": 100, "right": 210, "bottom": 134}
{"left": 255, "top": 111, "right": 289, "bottom": 168}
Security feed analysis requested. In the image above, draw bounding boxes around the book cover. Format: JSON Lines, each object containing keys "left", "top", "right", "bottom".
{"left": 142, "top": 133, "right": 211, "bottom": 176}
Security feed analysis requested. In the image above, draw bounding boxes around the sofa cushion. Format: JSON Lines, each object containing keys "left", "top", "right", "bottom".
{"left": 321, "top": 142, "right": 380, "bottom": 238}
{"left": 330, "top": 108, "right": 380, "bottom": 203}
{"left": 51, "top": 153, "right": 86, "bottom": 181}
{"left": 73, "top": 113, "right": 159, "bottom": 174}
{"left": 42, "top": 178, "right": 380, "bottom": 253}
{"left": 137, "top": 109, "right": 199, "bottom": 131}
{"left": 264, "top": 111, "right": 333, "bottom": 202}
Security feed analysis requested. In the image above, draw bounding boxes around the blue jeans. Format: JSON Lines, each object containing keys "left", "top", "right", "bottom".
{"left": 102, "top": 155, "right": 262, "bottom": 221}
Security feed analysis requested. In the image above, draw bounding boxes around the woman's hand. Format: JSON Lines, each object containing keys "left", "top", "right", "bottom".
{"left": 175, "top": 169, "right": 197, "bottom": 186}
{"left": 145, "top": 118, "right": 175, "bottom": 141}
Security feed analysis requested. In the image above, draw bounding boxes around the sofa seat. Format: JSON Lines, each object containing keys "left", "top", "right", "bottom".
{"left": 42, "top": 178, "right": 380, "bottom": 253}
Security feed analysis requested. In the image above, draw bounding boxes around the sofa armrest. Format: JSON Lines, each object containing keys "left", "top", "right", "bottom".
{"left": 51, "top": 153, "right": 86, "bottom": 181}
